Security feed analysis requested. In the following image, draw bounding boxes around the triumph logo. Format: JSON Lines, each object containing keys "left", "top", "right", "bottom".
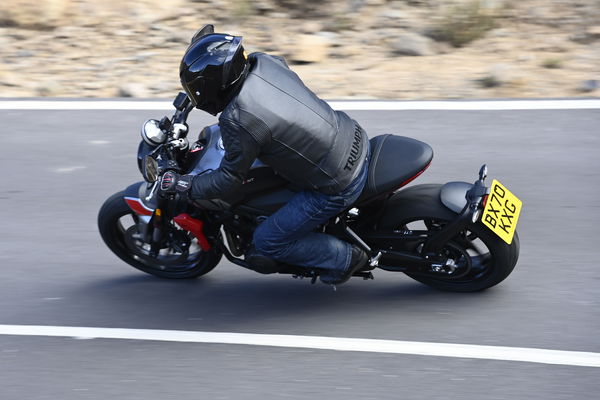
{"left": 344, "top": 126, "right": 363, "bottom": 171}
{"left": 177, "top": 180, "right": 190, "bottom": 190}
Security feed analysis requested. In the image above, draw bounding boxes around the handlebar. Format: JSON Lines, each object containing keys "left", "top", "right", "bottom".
{"left": 173, "top": 101, "right": 194, "bottom": 125}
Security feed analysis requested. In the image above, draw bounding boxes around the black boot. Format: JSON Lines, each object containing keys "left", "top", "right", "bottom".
{"left": 320, "top": 245, "right": 369, "bottom": 285}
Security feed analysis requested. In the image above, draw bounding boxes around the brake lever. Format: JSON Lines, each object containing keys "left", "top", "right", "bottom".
{"left": 145, "top": 181, "right": 159, "bottom": 202}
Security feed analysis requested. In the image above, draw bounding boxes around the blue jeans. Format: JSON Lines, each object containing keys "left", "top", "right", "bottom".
{"left": 253, "top": 153, "right": 369, "bottom": 272}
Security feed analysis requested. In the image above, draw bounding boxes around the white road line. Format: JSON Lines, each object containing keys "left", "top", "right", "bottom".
{"left": 0, "top": 99, "right": 599, "bottom": 111}
{"left": 1, "top": 325, "right": 599, "bottom": 368}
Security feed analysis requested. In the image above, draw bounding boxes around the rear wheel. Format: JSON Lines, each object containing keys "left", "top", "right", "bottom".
{"left": 400, "top": 218, "right": 519, "bottom": 291}
{"left": 98, "top": 191, "right": 222, "bottom": 279}
{"left": 379, "top": 184, "right": 519, "bottom": 292}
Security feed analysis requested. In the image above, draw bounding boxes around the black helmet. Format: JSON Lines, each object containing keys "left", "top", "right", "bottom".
{"left": 180, "top": 25, "right": 249, "bottom": 115}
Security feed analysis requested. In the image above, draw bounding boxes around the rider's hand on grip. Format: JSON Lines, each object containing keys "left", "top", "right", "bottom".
{"left": 159, "top": 171, "right": 193, "bottom": 198}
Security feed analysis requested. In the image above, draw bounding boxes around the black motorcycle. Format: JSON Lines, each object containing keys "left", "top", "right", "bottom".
{"left": 98, "top": 93, "right": 521, "bottom": 291}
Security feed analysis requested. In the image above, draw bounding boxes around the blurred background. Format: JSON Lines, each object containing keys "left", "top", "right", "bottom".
{"left": 0, "top": 0, "right": 599, "bottom": 100}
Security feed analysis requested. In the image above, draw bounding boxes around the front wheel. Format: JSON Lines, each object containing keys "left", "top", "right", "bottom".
{"left": 379, "top": 184, "right": 520, "bottom": 292}
{"left": 98, "top": 191, "right": 222, "bottom": 279}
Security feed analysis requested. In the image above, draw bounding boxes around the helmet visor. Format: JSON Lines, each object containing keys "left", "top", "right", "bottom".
{"left": 221, "top": 36, "right": 243, "bottom": 88}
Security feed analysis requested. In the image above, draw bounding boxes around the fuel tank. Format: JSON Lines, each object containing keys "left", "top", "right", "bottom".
{"left": 185, "top": 124, "right": 295, "bottom": 213}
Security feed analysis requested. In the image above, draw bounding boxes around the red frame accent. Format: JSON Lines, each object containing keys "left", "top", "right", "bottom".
{"left": 125, "top": 197, "right": 154, "bottom": 216}
{"left": 173, "top": 213, "right": 212, "bottom": 251}
{"left": 397, "top": 161, "right": 432, "bottom": 189}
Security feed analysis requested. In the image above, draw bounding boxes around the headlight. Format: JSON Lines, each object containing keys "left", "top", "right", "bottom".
{"left": 141, "top": 119, "right": 167, "bottom": 146}
{"left": 142, "top": 155, "right": 159, "bottom": 183}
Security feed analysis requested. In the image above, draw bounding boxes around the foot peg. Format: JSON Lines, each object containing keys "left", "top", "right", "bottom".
{"left": 353, "top": 271, "right": 374, "bottom": 280}
{"left": 368, "top": 252, "right": 382, "bottom": 268}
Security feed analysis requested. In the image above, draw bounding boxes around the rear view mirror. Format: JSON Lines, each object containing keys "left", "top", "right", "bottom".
{"left": 142, "top": 155, "right": 159, "bottom": 183}
{"left": 173, "top": 92, "right": 189, "bottom": 110}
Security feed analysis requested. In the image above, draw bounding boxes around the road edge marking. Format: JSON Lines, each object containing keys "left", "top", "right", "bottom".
{"left": 0, "top": 99, "right": 599, "bottom": 111}
{"left": 1, "top": 325, "right": 599, "bottom": 368}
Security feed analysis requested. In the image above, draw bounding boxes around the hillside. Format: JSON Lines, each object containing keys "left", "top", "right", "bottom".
{"left": 1, "top": 0, "right": 599, "bottom": 99}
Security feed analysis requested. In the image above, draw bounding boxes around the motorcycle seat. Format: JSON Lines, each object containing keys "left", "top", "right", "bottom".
{"left": 357, "top": 134, "right": 433, "bottom": 204}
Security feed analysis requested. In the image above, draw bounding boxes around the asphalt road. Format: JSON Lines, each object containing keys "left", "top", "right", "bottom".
{"left": 1, "top": 104, "right": 599, "bottom": 399}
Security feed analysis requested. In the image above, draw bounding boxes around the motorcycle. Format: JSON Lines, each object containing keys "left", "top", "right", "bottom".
{"left": 98, "top": 93, "right": 521, "bottom": 291}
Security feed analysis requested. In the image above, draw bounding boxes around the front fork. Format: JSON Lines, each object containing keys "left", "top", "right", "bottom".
{"left": 124, "top": 181, "right": 212, "bottom": 256}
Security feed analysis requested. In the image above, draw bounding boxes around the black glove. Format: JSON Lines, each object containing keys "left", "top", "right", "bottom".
{"left": 159, "top": 171, "right": 193, "bottom": 197}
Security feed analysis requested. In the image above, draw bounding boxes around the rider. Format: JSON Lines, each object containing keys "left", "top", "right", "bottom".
{"left": 160, "top": 25, "right": 370, "bottom": 285}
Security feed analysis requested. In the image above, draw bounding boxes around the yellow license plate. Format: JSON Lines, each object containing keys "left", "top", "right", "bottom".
{"left": 481, "top": 180, "right": 522, "bottom": 244}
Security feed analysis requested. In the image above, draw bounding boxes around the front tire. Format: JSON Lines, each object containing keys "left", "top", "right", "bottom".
{"left": 379, "top": 184, "right": 520, "bottom": 292}
{"left": 98, "top": 191, "right": 222, "bottom": 279}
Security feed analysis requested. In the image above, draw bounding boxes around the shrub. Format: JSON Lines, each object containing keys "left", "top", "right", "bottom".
{"left": 429, "top": 1, "right": 498, "bottom": 47}
{"left": 542, "top": 58, "right": 563, "bottom": 69}
{"left": 477, "top": 75, "right": 501, "bottom": 88}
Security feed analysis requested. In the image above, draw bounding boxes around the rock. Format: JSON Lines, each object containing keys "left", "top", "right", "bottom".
{"left": 585, "top": 26, "right": 600, "bottom": 41}
{"left": 114, "top": 30, "right": 134, "bottom": 37}
{"left": 379, "top": 10, "right": 407, "bottom": 20}
{"left": 480, "top": 0, "right": 505, "bottom": 10}
{"left": 117, "top": 83, "right": 150, "bottom": 98}
{"left": 135, "top": 51, "right": 159, "bottom": 62}
{"left": 476, "top": 64, "right": 519, "bottom": 88}
{"left": 389, "top": 33, "right": 435, "bottom": 56}
{"left": 300, "top": 21, "right": 323, "bottom": 34}
{"left": 517, "top": 54, "right": 535, "bottom": 62}
{"left": 578, "top": 80, "right": 598, "bottom": 93}
{"left": 375, "top": 10, "right": 412, "bottom": 29}
{"left": 530, "top": 36, "right": 570, "bottom": 52}
{"left": 16, "top": 50, "right": 35, "bottom": 58}
{"left": 486, "top": 63, "right": 519, "bottom": 85}
{"left": 347, "top": 0, "right": 363, "bottom": 13}
{"left": 36, "top": 81, "right": 62, "bottom": 96}
{"left": 0, "top": 0, "right": 70, "bottom": 29}
{"left": 166, "top": 31, "right": 190, "bottom": 44}
{"left": 270, "top": 12, "right": 290, "bottom": 19}
{"left": 316, "top": 31, "right": 340, "bottom": 42}
{"left": 290, "top": 34, "right": 332, "bottom": 64}
{"left": 53, "top": 26, "right": 80, "bottom": 39}
{"left": 252, "top": 0, "right": 276, "bottom": 14}
{"left": 488, "top": 28, "right": 510, "bottom": 38}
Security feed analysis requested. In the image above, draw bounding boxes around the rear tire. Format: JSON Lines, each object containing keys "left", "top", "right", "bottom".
{"left": 406, "top": 222, "right": 519, "bottom": 292}
{"left": 379, "top": 184, "right": 519, "bottom": 292}
{"left": 98, "top": 191, "right": 222, "bottom": 279}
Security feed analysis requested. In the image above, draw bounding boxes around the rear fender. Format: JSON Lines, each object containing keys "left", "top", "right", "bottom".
{"left": 439, "top": 181, "right": 474, "bottom": 213}
{"left": 377, "top": 183, "right": 470, "bottom": 229}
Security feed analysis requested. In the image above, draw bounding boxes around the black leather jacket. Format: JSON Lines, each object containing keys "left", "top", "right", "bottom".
{"left": 188, "top": 53, "right": 368, "bottom": 200}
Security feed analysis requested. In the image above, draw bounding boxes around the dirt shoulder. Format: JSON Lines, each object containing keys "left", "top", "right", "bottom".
{"left": 1, "top": 0, "right": 599, "bottom": 99}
